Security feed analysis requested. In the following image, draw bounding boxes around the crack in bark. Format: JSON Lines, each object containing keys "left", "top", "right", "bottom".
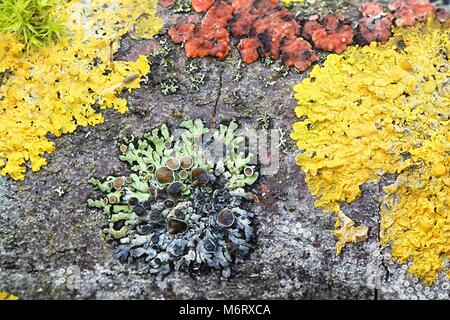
{"left": 212, "top": 66, "right": 224, "bottom": 127}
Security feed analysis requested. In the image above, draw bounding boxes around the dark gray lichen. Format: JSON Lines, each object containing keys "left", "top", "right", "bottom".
{"left": 87, "top": 120, "right": 259, "bottom": 278}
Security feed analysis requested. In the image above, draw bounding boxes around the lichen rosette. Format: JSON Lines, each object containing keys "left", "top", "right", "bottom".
{"left": 88, "top": 120, "right": 260, "bottom": 278}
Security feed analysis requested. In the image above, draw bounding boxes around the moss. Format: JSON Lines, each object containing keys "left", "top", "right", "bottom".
{"left": 0, "top": 0, "right": 63, "bottom": 50}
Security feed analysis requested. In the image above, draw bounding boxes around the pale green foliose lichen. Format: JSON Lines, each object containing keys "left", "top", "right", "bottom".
{"left": 88, "top": 120, "right": 259, "bottom": 278}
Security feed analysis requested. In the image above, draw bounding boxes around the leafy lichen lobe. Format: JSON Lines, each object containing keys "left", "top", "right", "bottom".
{"left": 291, "top": 19, "right": 450, "bottom": 283}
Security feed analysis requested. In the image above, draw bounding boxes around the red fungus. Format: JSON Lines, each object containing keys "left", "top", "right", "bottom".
{"left": 168, "top": 1, "right": 234, "bottom": 60}
{"left": 230, "top": 0, "right": 279, "bottom": 36}
{"left": 192, "top": 0, "right": 214, "bottom": 12}
{"left": 168, "top": 15, "right": 199, "bottom": 44}
{"left": 280, "top": 36, "right": 319, "bottom": 71}
{"left": 169, "top": 0, "right": 320, "bottom": 70}
{"left": 232, "top": 1, "right": 315, "bottom": 70}
{"left": 301, "top": 15, "right": 321, "bottom": 41}
{"left": 203, "top": 0, "right": 234, "bottom": 27}
{"left": 303, "top": 15, "right": 354, "bottom": 54}
{"left": 252, "top": 7, "right": 301, "bottom": 60}
{"left": 238, "top": 38, "right": 261, "bottom": 63}
{"left": 184, "top": 28, "right": 231, "bottom": 60}
{"left": 357, "top": 3, "right": 393, "bottom": 45}
{"left": 230, "top": 11, "right": 258, "bottom": 36}
{"left": 357, "top": 17, "right": 392, "bottom": 45}
{"left": 169, "top": 0, "right": 444, "bottom": 71}
{"left": 231, "top": 0, "right": 277, "bottom": 10}
{"left": 389, "top": 0, "right": 434, "bottom": 26}
{"left": 230, "top": 0, "right": 253, "bottom": 9}
{"left": 360, "top": 2, "right": 385, "bottom": 16}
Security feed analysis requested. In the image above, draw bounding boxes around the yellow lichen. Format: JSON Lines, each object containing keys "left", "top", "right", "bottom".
{"left": 0, "top": 291, "right": 18, "bottom": 300}
{"left": 130, "top": 14, "right": 164, "bottom": 40}
{"left": 291, "top": 19, "right": 449, "bottom": 283}
{"left": 282, "top": 0, "right": 305, "bottom": 5}
{"left": 334, "top": 211, "right": 368, "bottom": 256}
{"left": 0, "top": 0, "right": 162, "bottom": 180}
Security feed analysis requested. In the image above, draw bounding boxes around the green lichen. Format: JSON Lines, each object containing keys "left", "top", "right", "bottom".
{"left": 87, "top": 120, "right": 260, "bottom": 278}
{"left": 151, "top": 38, "right": 172, "bottom": 67}
{"left": 263, "top": 57, "right": 274, "bottom": 66}
{"left": 186, "top": 60, "right": 199, "bottom": 74}
{"left": 257, "top": 112, "right": 271, "bottom": 130}
{"left": 190, "top": 73, "right": 206, "bottom": 85}
{"left": 160, "top": 78, "right": 179, "bottom": 95}
{"left": 171, "top": 0, "right": 191, "bottom": 13}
